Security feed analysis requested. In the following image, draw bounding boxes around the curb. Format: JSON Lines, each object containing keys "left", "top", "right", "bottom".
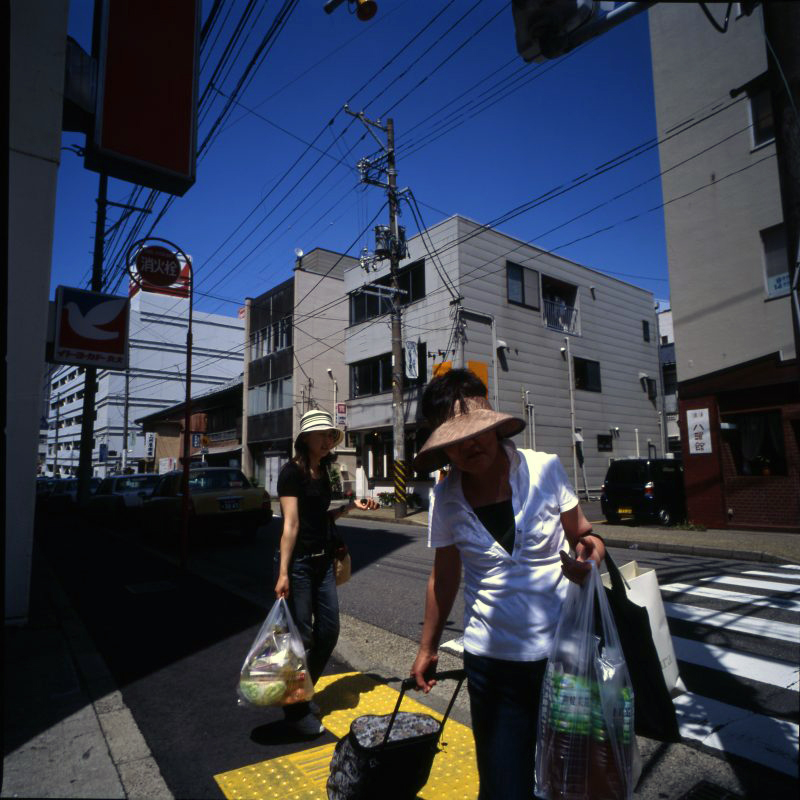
{"left": 602, "top": 538, "right": 798, "bottom": 565}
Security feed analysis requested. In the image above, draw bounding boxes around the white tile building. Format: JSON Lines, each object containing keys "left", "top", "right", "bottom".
{"left": 44, "top": 287, "right": 243, "bottom": 477}
{"left": 343, "top": 215, "right": 663, "bottom": 495}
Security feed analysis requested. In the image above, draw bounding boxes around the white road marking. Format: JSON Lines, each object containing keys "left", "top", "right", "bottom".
{"left": 743, "top": 569, "right": 800, "bottom": 581}
{"left": 698, "top": 575, "right": 800, "bottom": 593}
{"left": 777, "top": 564, "right": 800, "bottom": 571}
{"left": 664, "top": 602, "right": 800, "bottom": 643}
{"left": 672, "top": 692, "right": 799, "bottom": 777}
{"left": 672, "top": 636, "right": 799, "bottom": 691}
{"left": 661, "top": 582, "right": 800, "bottom": 612}
{"left": 441, "top": 636, "right": 464, "bottom": 655}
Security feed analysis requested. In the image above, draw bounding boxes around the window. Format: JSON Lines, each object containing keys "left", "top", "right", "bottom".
{"left": 597, "top": 434, "right": 613, "bottom": 452}
{"left": 761, "top": 223, "right": 790, "bottom": 298}
{"left": 349, "top": 260, "right": 426, "bottom": 326}
{"left": 351, "top": 353, "right": 393, "bottom": 398}
{"left": 722, "top": 410, "right": 786, "bottom": 476}
{"left": 350, "top": 288, "right": 392, "bottom": 326}
{"left": 506, "top": 262, "right": 540, "bottom": 309}
{"left": 645, "top": 377, "right": 657, "bottom": 402}
{"left": 248, "top": 376, "right": 292, "bottom": 415}
{"left": 573, "top": 357, "right": 601, "bottom": 392}
{"left": 749, "top": 87, "right": 774, "bottom": 148}
{"left": 250, "top": 316, "right": 292, "bottom": 360}
{"left": 642, "top": 320, "right": 650, "bottom": 342}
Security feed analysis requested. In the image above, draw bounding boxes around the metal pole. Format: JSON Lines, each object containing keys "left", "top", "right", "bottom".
{"left": 180, "top": 263, "right": 194, "bottom": 569}
{"left": 121, "top": 368, "right": 130, "bottom": 472}
{"left": 53, "top": 393, "right": 60, "bottom": 476}
{"left": 77, "top": 172, "right": 107, "bottom": 506}
{"left": 241, "top": 297, "right": 253, "bottom": 478}
{"left": 387, "top": 117, "right": 407, "bottom": 520}
{"left": 564, "top": 337, "right": 578, "bottom": 493}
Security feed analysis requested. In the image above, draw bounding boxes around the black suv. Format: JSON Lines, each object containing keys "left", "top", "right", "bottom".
{"left": 600, "top": 458, "right": 686, "bottom": 526}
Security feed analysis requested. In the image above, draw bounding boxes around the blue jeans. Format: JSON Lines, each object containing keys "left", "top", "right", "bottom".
{"left": 464, "top": 651, "right": 548, "bottom": 800}
{"left": 274, "top": 551, "right": 340, "bottom": 721}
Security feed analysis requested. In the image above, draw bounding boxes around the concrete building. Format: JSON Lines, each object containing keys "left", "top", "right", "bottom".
{"left": 244, "top": 249, "right": 359, "bottom": 496}
{"left": 649, "top": 3, "right": 799, "bottom": 531}
{"left": 44, "top": 286, "right": 243, "bottom": 477}
{"left": 343, "top": 215, "right": 663, "bottom": 499}
{"left": 137, "top": 377, "right": 244, "bottom": 473}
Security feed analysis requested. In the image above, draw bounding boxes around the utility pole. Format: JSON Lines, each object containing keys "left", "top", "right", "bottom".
{"left": 386, "top": 118, "right": 407, "bottom": 519}
{"left": 77, "top": 173, "right": 107, "bottom": 506}
{"left": 345, "top": 106, "right": 407, "bottom": 518}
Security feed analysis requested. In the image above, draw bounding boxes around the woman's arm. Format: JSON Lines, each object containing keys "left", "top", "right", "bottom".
{"left": 411, "top": 544, "right": 462, "bottom": 693}
{"left": 559, "top": 503, "right": 606, "bottom": 584}
{"left": 274, "top": 495, "right": 299, "bottom": 598}
{"left": 332, "top": 497, "right": 379, "bottom": 520}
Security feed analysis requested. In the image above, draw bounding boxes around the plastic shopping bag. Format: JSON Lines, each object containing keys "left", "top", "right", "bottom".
{"left": 237, "top": 597, "right": 314, "bottom": 707}
{"left": 536, "top": 562, "right": 636, "bottom": 800}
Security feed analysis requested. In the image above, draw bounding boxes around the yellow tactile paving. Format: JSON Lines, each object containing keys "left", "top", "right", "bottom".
{"left": 214, "top": 671, "right": 479, "bottom": 799}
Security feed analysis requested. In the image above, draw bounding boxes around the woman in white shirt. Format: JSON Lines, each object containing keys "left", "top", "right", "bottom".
{"left": 410, "top": 369, "right": 605, "bottom": 800}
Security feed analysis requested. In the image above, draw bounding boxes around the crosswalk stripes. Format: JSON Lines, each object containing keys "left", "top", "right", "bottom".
{"left": 660, "top": 560, "right": 800, "bottom": 776}
{"left": 441, "top": 558, "right": 800, "bottom": 777}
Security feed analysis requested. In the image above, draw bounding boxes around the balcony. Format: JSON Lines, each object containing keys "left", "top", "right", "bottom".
{"left": 543, "top": 299, "right": 579, "bottom": 334}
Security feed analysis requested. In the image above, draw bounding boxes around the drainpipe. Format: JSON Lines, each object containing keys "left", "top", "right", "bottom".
{"left": 461, "top": 308, "right": 499, "bottom": 408}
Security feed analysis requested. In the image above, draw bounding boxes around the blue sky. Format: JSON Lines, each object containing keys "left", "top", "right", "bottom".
{"left": 54, "top": 0, "right": 671, "bottom": 315}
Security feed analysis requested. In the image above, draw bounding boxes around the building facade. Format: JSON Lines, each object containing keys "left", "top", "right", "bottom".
{"left": 44, "top": 286, "right": 243, "bottom": 477}
{"left": 650, "top": 4, "right": 799, "bottom": 531}
{"left": 245, "top": 249, "right": 358, "bottom": 495}
{"left": 344, "top": 215, "right": 664, "bottom": 498}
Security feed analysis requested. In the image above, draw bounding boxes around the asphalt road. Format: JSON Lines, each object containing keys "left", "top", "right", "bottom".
{"left": 39, "top": 513, "right": 798, "bottom": 800}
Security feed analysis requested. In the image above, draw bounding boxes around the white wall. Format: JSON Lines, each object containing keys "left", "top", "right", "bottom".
{"left": 6, "top": 0, "right": 70, "bottom": 623}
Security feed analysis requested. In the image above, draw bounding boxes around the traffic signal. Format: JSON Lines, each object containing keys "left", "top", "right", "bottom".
{"left": 512, "top": 0, "right": 599, "bottom": 61}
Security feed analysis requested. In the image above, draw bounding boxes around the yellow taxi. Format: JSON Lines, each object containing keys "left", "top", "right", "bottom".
{"left": 142, "top": 466, "right": 272, "bottom": 540}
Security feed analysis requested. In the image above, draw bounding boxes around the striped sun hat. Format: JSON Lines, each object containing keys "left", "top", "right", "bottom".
{"left": 296, "top": 408, "right": 344, "bottom": 447}
{"left": 412, "top": 395, "right": 525, "bottom": 473}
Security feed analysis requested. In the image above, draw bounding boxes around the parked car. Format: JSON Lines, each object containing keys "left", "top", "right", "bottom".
{"left": 600, "top": 458, "right": 686, "bottom": 526}
{"left": 141, "top": 467, "right": 272, "bottom": 540}
{"left": 88, "top": 473, "right": 160, "bottom": 519}
{"left": 43, "top": 477, "right": 102, "bottom": 512}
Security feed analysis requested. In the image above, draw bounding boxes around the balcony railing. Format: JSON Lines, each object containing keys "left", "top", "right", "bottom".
{"left": 543, "top": 299, "right": 578, "bottom": 334}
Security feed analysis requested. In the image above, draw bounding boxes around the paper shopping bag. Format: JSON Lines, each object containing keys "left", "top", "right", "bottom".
{"left": 601, "top": 560, "right": 681, "bottom": 694}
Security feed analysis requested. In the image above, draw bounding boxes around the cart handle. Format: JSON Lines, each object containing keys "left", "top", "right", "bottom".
{"left": 380, "top": 669, "right": 467, "bottom": 750}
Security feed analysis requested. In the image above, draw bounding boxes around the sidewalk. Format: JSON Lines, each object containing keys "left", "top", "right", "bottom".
{"left": 4, "top": 511, "right": 798, "bottom": 800}
{"left": 336, "top": 504, "right": 800, "bottom": 565}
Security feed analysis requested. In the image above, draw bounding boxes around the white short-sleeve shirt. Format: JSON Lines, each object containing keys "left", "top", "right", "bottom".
{"left": 429, "top": 441, "right": 579, "bottom": 661}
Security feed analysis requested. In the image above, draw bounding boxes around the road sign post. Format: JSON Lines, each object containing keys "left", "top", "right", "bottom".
{"left": 128, "top": 238, "right": 193, "bottom": 568}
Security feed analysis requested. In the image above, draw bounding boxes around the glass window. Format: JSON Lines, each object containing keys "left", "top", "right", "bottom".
{"left": 573, "top": 357, "right": 601, "bottom": 392}
{"left": 722, "top": 410, "right": 786, "bottom": 475}
{"left": 506, "top": 261, "right": 540, "bottom": 309}
{"left": 351, "top": 353, "right": 393, "bottom": 398}
{"left": 761, "top": 223, "right": 789, "bottom": 297}
{"left": 749, "top": 87, "right": 774, "bottom": 147}
{"left": 597, "top": 434, "right": 613, "bottom": 452}
{"left": 642, "top": 320, "right": 650, "bottom": 342}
